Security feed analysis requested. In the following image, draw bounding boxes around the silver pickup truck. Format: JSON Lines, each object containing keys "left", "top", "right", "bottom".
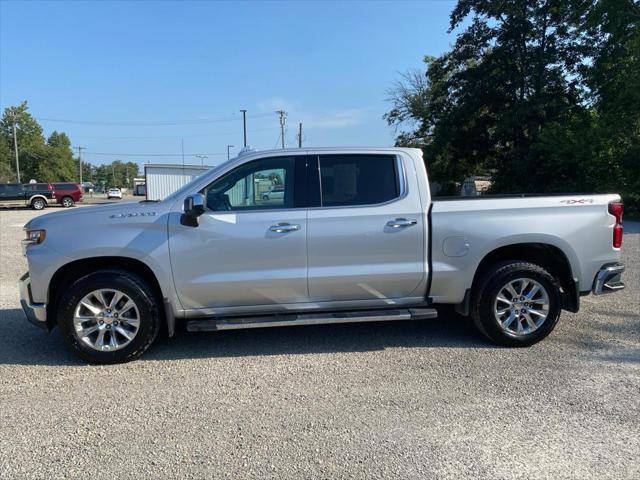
{"left": 19, "top": 147, "right": 626, "bottom": 363}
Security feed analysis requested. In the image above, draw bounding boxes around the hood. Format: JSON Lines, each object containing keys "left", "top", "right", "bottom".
{"left": 25, "top": 200, "right": 172, "bottom": 230}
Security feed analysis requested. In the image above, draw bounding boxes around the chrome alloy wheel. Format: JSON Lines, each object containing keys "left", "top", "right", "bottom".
{"left": 494, "top": 278, "right": 550, "bottom": 336}
{"left": 73, "top": 289, "right": 140, "bottom": 351}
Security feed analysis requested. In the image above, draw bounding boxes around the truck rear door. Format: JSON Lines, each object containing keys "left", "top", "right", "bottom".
{"left": 306, "top": 153, "right": 426, "bottom": 303}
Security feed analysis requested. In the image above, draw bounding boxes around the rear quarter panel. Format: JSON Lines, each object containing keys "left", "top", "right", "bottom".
{"left": 430, "top": 195, "right": 622, "bottom": 304}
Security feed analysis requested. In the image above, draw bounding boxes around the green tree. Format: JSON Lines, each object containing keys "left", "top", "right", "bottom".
{"left": 583, "top": 0, "right": 640, "bottom": 212}
{"left": 0, "top": 135, "right": 13, "bottom": 183}
{"left": 386, "top": 0, "right": 592, "bottom": 194}
{"left": 94, "top": 160, "right": 139, "bottom": 188}
{"left": 38, "top": 131, "right": 76, "bottom": 183}
{"left": 0, "top": 101, "right": 47, "bottom": 182}
{"left": 386, "top": 0, "right": 640, "bottom": 214}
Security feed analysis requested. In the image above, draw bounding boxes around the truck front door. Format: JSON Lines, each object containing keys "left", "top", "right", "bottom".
{"left": 169, "top": 155, "right": 310, "bottom": 311}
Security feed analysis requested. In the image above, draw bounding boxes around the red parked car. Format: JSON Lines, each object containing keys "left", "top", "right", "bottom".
{"left": 52, "top": 183, "right": 83, "bottom": 207}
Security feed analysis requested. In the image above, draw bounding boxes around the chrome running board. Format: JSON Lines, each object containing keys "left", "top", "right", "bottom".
{"left": 186, "top": 308, "right": 437, "bottom": 332}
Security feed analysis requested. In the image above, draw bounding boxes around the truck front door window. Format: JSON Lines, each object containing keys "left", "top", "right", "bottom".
{"left": 204, "top": 157, "right": 295, "bottom": 211}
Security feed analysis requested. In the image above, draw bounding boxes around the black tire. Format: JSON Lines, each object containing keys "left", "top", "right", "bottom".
{"left": 61, "top": 196, "right": 74, "bottom": 207}
{"left": 31, "top": 198, "right": 46, "bottom": 210}
{"left": 57, "top": 270, "right": 160, "bottom": 364}
{"left": 471, "top": 261, "right": 561, "bottom": 347}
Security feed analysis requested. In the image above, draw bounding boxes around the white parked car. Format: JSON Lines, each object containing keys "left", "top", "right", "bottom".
{"left": 262, "top": 187, "right": 285, "bottom": 201}
{"left": 107, "top": 188, "right": 122, "bottom": 200}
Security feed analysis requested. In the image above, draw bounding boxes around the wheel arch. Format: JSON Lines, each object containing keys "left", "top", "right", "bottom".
{"left": 47, "top": 256, "right": 168, "bottom": 330}
{"left": 470, "top": 242, "right": 579, "bottom": 313}
{"left": 28, "top": 194, "right": 48, "bottom": 205}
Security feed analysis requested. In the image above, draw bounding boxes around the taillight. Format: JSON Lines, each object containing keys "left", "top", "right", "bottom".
{"left": 608, "top": 202, "right": 624, "bottom": 248}
{"left": 48, "top": 184, "right": 53, "bottom": 190}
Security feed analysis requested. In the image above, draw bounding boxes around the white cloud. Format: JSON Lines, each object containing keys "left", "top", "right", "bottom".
{"left": 256, "top": 97, "right": 368, "bottom": 130}
{"left": 302, "top": 108, "right": 367, "bottom": 129}
{"left": 257, "top": 97, "right": 294, "bottom": 113}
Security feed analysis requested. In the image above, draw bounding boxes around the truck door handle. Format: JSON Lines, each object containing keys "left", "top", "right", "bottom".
{"left": 386, "top": 218, "right": 417, "bottom": 228}
{"left": 269, "top": 223, "right": 300, "bottom": 233}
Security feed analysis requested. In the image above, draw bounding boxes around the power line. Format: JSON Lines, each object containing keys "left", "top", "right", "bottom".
{"left": 82, "top": 151, "right": 228, "bottom": 157}
{"left": 34, "top": 112, "right": 273, "bottom": 126}
{"left": 69, "top": 126, "right": 279, "bottom": 140}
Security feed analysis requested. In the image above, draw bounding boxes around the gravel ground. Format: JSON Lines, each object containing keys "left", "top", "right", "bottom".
{"left": 0, "top": 207, "right": 638, "bottom": 479}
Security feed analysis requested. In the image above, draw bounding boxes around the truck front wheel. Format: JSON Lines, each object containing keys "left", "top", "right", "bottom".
{"left": 57, "top": 270, "right": 160, "bottom": 364}
{"left": 471, "top": 261, "right": 561, "bottom": 347}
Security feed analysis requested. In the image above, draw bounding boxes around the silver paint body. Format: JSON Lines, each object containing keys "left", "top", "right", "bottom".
{"left": 22, "top": 147, "right": 622, "bottom": 322}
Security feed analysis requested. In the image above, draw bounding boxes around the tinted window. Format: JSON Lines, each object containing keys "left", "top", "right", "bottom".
{"left": 319, "top": 155, "right": 399, "bottom": 207}
{"left": 54, "top": 183, "right": 76, "bottom": 190}
{"left": 203, "top": 156, "right": 296, "bottom": 211}
{"left": 24, "top": 183, "right": 48, "bottom": 191}
{"left": 4, "top": 184, "right": 23, "bottom": 194}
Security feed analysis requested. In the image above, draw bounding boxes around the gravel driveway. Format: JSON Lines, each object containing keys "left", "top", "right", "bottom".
{"left": 0, "top": 207, "right": 638, "bottom": 479}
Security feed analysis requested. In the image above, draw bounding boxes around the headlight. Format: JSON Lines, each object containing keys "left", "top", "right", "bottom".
{"left": 24, "top": 229, "right": 46, "bottom": 245}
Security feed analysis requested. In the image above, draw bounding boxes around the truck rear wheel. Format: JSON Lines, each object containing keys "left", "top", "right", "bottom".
{"left": 57, "top": 270, "right": 160, "bottom": 364}
{"left": 31, "top": 198, "right": 46, "bottom": 210}
{"left": 471, "top": 261, "right": 561, "bottom": 347}
{"left": 61, "top": 196, "right": 74, "bottom": 207}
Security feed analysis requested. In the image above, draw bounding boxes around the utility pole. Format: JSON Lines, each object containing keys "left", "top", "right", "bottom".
{"left": 240, "top": 109, "right": 247, "bottom": 147}
{"left": 181, "top": 138, "right": 185, "bottom": 167}
{"left": 11, "top": 115, "right": 20, "bottom": 183}
{"left": 227, "top": 145, "right": 234, "bottom": 161}
{"left": 76, "top": 146, "right": 85, "bottom": 185}
{"left": 276, "top": 110, "right": 287, "bottom": 149}
{"left": 297, "top": 122, "right": 303, "bottom": 148}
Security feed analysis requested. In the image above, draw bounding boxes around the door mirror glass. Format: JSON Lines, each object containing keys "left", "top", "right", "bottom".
{"left": 181, "top": 193, "right": 205, "bottom": 226}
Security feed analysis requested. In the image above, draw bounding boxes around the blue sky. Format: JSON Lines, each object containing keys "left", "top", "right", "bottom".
{"left": 0, "top": 0, "right": 457, "bottom": 168}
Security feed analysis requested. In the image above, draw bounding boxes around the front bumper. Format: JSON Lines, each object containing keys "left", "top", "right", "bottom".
{"left": 19, "top": 272, "right": 48, "bottom": 330}
{"left": 592, "top": 263, "right": 625, "bottom": 295}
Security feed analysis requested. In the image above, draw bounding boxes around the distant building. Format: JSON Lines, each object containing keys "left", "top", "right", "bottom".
{"left": 144, "top": 163, "right": 212, "bottom": 201}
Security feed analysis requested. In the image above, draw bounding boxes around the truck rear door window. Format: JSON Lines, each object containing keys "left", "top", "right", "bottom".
{"left": 318, "top": 154, "right": 399, "bottom": 207}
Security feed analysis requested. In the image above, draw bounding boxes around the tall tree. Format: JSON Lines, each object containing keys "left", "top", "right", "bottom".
{"left": 0, "top": 101, "right": 47, "bottom": 182}
{"left": 387, "top": 0, "right": 592, "bottom": 193}
{"left": 584, "top": 0, "right": 640, "bottom": 208}
{"left": 39, "top": 131, "right": 77, "bottom": 182}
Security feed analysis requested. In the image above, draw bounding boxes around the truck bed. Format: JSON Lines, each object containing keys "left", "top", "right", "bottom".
{"left": 428, "top": 193, "right": 622, "bottom": 304}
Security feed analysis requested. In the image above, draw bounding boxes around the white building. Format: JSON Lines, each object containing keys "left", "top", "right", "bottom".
{"left": 144, "top": 163, "right": 212, "bottom": 201}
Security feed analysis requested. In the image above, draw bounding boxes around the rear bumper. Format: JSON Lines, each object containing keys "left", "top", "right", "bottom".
{"left": 19, "top": 272, "right": 48, "bottom": 330}
{"left": 592, "top": 263, "right": 625, "bottom": 295}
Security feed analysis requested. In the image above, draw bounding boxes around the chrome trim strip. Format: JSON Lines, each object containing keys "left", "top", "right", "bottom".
{"left": 187, "top": 307, "right": 438, "bottom": 332}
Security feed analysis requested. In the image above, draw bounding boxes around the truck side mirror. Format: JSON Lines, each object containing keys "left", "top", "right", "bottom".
{"left": 181, "top": 193, "right": 205, "bottom": 227}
